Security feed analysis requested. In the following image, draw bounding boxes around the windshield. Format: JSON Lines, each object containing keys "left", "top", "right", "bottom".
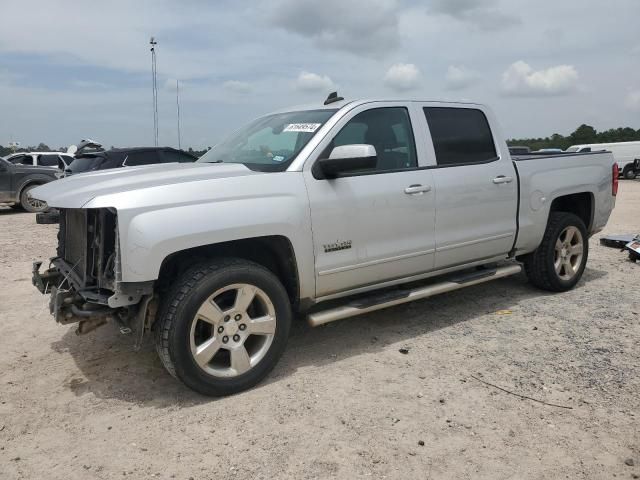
{"left": 67, "top": 155, "right": 104, "bottom": 173}
{"left": 565, "top": 147, "right": 579, "bottom": 153}
{"left": 198, "top": 109, "right": 337, "bottom": 171}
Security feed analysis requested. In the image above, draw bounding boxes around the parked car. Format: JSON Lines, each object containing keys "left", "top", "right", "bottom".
{"left": 508, "top": 146, "right": 530, "bottom": 156}
{"left": 0, "top": 157, "right": 58, "bottom": 212}
{"left": 566, "top": 141, "right": 640, "bottom": 179}
{"left": 64, "top": 147, "right": 198, "bottom": 176}
{"left": 31, "top": 96, "right": 617, "bottom": 396}
{"left": 6, "top": 152, "right": 74, "bottom": 170}
{"left": 532, "top": 148, "right": 564, "bottom": 154}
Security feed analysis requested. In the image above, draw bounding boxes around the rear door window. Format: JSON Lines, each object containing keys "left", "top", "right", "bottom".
{"left": 424, "top": 107, "right": 497, "bottom": 166}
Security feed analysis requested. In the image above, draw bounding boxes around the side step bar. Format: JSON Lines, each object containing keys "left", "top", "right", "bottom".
{"left": 307, "top": 263, "right": 522, "bottom": 327}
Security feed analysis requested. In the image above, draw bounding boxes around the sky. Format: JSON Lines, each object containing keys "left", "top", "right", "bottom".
{"left": 1, "top": 0, "right": 639, "bottom": 149}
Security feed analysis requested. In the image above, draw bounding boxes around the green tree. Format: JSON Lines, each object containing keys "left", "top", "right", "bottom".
{"left": 569, "top": 124, "right": 597, "bottom": 145}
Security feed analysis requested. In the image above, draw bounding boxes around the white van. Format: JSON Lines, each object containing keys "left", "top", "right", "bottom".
{"left": 566, "top": 141, "right": 640, "bottom": 179}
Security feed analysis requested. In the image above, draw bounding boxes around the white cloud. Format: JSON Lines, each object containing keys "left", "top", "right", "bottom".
{"left": 445, "top": 65, "right": 480, "bottom": 90}
{"left": 501, "top": 61, "right": 579, "bottom": 96}
{"left": 625, "top": 90, "right": 640, "bottom": 111}
{"left": 632, "top": 44, "right": 640, "bottom": 55}
{"left": 268, "top": 0, "right": 400, "bottom": 55}
{"left": 222, "top": 80, "right": 253, "bottom": 94}
{"left": 384, "top": 63, "right": 420, "bottom": 92}
{"left": 294, "top": 71, "right": 334, "bottom": 92}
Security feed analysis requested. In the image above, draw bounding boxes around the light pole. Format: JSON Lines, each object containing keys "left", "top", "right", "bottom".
{"left": 176, "top": 80, "right": 182, "bottom": 150}
{"left": 150, "top": 37, "right": 159, "bottom": 147}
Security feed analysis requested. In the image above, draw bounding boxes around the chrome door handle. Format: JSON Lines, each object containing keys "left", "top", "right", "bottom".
{"left": 404, "top": 184, "right": 431, "bottom": 195}
{"left": 492, "top": 175, "right": 513, "bottom": 184}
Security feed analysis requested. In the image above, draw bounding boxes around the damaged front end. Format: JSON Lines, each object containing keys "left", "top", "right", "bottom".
{"left": 32, "top": 208, "right": 155, "bottom": 346}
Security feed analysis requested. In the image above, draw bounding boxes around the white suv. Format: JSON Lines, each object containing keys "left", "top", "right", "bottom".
{"left": 6, "top": 152, "right": 74, "bottom": 170}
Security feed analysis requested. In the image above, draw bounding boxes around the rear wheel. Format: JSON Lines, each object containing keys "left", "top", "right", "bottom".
{"left": 623, "top": 166, "right": 637, "bottom": 180}
{"left": 155, "top": 258, "right": 292, "bottom": 396}
{"left": 524, "top": 212, "right": 588, "bottom": 292}
{"left": 20, "top": 184, "right": 47, "bottom": 213}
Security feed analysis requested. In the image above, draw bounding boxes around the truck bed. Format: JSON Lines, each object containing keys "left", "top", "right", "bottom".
{"left": 512, "top": 150, "right": 616, "bottom": 254}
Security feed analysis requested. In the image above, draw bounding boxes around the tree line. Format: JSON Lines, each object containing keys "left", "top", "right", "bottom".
{"left": 507, "top": 124, "right": 640, "bottom": 151}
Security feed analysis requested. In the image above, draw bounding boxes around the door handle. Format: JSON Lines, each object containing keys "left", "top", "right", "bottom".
{"left": 492, "top": 175, "right": 513, "bottom": 184}
{"left": 404, "top": 184, "right": 432, "bottom": 195}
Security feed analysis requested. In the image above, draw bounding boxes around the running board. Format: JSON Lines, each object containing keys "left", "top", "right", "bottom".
{"left": 307, "top": 264, "right": 522, "bottom": 327}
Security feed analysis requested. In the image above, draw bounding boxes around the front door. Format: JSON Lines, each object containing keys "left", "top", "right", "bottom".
{"left": 303, "top": 105, "right": 436, "bottom": 297}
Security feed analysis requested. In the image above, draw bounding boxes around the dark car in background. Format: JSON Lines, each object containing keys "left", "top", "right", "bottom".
{"left": 65, "top": 147, "right": 198, "bottom": 176}
{"left": 508, "top": 146, "right": 531, "bottom": 156}
{"left": 0, "top": 157, "right": 58, "bottom": 212}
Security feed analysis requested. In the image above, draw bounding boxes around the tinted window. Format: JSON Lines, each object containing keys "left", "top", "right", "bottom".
{"left": 9, "top": 155, "right": 33, "bottom": 165}
{"left": 125, "top": 152, "right": 160, "bottom": 166}
{"left": 38, "top": 155, "right": 60, "bottom": 167}
{"left": 424, "top": 107, "right": 497, "bottom": 166}
{"left": 67, "top": 155, "right": 104, "bottom": 173}
{"left": 330, "top": 107, "right": 417, "bottom": 172}
{"left": 162, "top": 150, "right": 197, "bottom": 163}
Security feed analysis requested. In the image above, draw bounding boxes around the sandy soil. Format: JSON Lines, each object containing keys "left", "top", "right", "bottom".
{"left": 0, "top": 181, "right": 638, "bottom": 480}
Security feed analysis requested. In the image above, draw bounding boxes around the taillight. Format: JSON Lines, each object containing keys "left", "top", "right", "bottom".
{"left": 612, "top": 164, "right": 619, "bottom": 196}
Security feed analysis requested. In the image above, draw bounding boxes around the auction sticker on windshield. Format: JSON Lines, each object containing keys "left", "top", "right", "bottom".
{"left": 283, "top": 123, "right": 321, "bottom": 133}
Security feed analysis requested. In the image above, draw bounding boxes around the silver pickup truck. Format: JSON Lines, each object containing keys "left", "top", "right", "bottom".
{"left": 32, "top": 97, "right": 617, "bottom": 396}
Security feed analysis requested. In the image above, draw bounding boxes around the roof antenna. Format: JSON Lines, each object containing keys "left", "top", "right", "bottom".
{"left": 324, "top": 91, "right": 344, "bottom": 105}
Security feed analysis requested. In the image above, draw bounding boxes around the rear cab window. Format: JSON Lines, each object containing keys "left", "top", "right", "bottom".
{"left": 424, "top": 107, "right": 497, "bottom": 166}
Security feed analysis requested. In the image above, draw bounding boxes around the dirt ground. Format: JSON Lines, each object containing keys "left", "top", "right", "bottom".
{"left": 0, "top": 181, "right": 638, "bottom": 480}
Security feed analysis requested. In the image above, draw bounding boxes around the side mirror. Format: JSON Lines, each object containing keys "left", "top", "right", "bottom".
{"left": 317, "top": 144, "right": 377, "bottom": 178}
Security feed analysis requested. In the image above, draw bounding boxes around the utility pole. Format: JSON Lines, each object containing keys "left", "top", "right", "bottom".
{"left": 176, "top": 80, "right": 182, "bottom": 150}
{"left": 150, "top": 37, "right": 159, "bottom": 146}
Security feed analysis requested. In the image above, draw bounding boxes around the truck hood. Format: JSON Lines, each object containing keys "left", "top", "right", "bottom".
{"left": 31, "top": 162, "right": 260, "bottom": 208}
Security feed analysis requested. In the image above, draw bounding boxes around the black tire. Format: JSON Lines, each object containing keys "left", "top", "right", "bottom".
{"left": 9, "top": 204, "right": 23, "bottom": 210}
{"left": 19, "top": 184, "right": 47, "bottom": 213}
{"left": 523, "top": 212, "right": 588, "bottom": 292}
{"left": 622, "top": 166, "right": 637, "bottom": 180}
{"left": 155, "top": 258, "right": 292, "bottom": 396}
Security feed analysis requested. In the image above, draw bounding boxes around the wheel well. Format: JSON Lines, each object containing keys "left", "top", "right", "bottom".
{"left": 157, "top": 236, "right": 300, "bottom": 307}
{"left": 18, "top": 181, "right": 43, "bottom": 199}
{"left": 549, "top": 192, "right": 593, "bottom": 231}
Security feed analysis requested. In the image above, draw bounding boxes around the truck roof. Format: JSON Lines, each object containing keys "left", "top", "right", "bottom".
{"left": 271, "top": 98, "right": 485, "bottom": 114}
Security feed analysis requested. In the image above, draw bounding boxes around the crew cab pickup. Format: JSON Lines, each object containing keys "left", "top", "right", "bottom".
{"left": 31, "top": 97, "right": 617, "bottom": 396}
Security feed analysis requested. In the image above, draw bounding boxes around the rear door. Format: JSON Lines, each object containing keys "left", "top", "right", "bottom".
{"left": 420, "top": 105, "right": 518, "bottom": 269}
{"left": 303, "top": 103, "right": 436, "bottom": 297}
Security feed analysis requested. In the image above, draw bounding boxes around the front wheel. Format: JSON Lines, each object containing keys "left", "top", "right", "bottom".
{"left": 523, "top": 212, "right": 588, "bottom": 292}
{"left": 155, "top": 258, "right": 292, "bottom": 396}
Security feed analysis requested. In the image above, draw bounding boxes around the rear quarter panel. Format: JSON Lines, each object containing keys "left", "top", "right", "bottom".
{"left": 514, "top": 152, "right": 615, "bottom": 254}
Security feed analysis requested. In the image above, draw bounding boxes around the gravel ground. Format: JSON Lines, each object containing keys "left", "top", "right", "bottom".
{"left": 0, "top": 181, "right": 638, "bottom": 480}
